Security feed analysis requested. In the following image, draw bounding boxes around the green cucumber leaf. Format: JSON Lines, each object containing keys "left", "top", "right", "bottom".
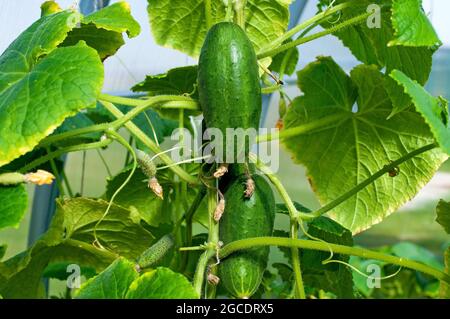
{"left": 126, "top": 267, "right": 198, "bottom": 299}
{"left": 0, "top": 185, "right": 28, "bottom": 230}
{"left": 390, "top": 70, "right": 450, "bottom": 155}
{"left": 58, "top": 198, "right": 155, "bottom": 259}
{"left": 75, "top": 258, "right": 138, "bottom": 299}
{"left": 132, "top": 66, "right": 201, "bottom": 123}
{"left": 0, "top": 197, "right": 156, "bottom": 298}
{"left": 83, "top": 1, "right": 140, "bottom": 38}
{"left": 436, "top": 200, "right": 450, "bottom": 234}
{"left": 301, "top": 216, "right": 354, "bottom": 298}
{"left": 0, "top": 38, "right": 103, "bottom": 167}
{"left": 389, "top": 0, "right": 441, "bottom": 47}
{"left": 0, "top": 209, "right": 114, "bottom": 298}
{"left": 105, "top": 169, "right": 168, "bottom": 227}
{"left": 283, "top": 57, "right": 447, "bottom": 233}
{"left": 132, "top": 65, "right": 198, "bottom": 97}
{"left": 62, "top": 2, "right": 141, "bottom": 60}
{"left": 318, "top": 0, "right": 433, "bottom": 116}
{"left": 269, "top": 40, "right": 299, "bottom": 76}
{"left": 147, "top": 0, "right": 292, "bottom": 57}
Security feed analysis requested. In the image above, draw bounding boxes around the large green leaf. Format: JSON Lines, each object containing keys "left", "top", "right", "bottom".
{"left": 390, "top": 70, "right": 450, "bottom": 155}
{"left": 0, "top": 210, "right": 114, "bottom": 298}
{"left": 58, "top": 198, "right": 155, "bottom": 259}
{"left": 0, "top": 197, "right": 156, "bottom": 298}
{"left": 62, "top": 1, "right": 141, "bottom": 60}
{"left": 75, "top": 258, "right": 138, "bottom": 299}
{"left": 0, "top": 185, "right": 28, "bottom": 230}
{"left": 301, "top": 217, "right": 354, "bottom": 298}
{"left": 319, "top": 0, "right": 434, "bottom": 116}
{"left": 147, "top": 0, "right": 292, "bottom": 57}
{"left": 389, "top": 0, "right": 441, "bottom": 47}
{"left": 283, "top": 57, "right": 447, "bottom": 233}
{"left": 105, "top": 169, "right": 168, "bottom": 227}
{"left": 436, "top": 200, "right": 450, "bottom": 234}
{"left": 126, "top": 267, "right": 198, "bottom": 299}
{"left": 0, "top": 9, "right": 104, "bottom": 167}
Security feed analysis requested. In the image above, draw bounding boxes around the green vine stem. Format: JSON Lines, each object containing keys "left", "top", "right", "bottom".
{"left": 250, "top": 154, "right": 312, "bottom": 221}
{"left": 219, "top": 237, "right": 450, "bottom": 284}
{"left": 257, "top": 113, "right": 348, "bottom": 143}
{"left": 193, "top": 186, "right": 219, "bottom": 297}
{"left": 234, "top": 0, "right": 247, "bottom": 28}
{"left": 100, "top": 100, "right": 199, "bottom": 185}
{"left": 20, "top": 139, "right": 112, "bottom": 173}
{"left": 263, "top": 2, "right": 352, "bottom": 52}
{"left": 290, "top": 222, "right": 306, "bottom": 299}
{"left": 258, "top": 12, "right": 371, "bottom": 59}
{"left": 308, "top": 143, "right": 438, "bottom": 218}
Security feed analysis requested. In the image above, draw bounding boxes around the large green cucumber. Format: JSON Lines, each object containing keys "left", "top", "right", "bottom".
{"left": 219, "top": 174, "right": 275, "bottom": 298}
{"left": 198, "top": 22, "right": 261, "bottom": 162}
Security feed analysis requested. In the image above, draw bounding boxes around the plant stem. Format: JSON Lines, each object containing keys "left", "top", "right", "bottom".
{"left": 290, "top": 222, "right": 306, "bottom": 299}
{"left": 60, "top": 169, "right": 74, "bottom": 198}
{"left": 99, "top": 93, "right": 199, "bottom": 110}
{"left": 234, "top": 0, "right": 247, "bottom": 28}
{"left": 47, "top": 149, "right": 65, "bottom": 197}
{"left": 193, "top": 187, "right": 219, "bottom": 298}
{"left": 261, "top": 85, "right": 282, "bottom": 95}
{"left": 100, "top": 101, "right": 199, "bottom": 185}
{"left": 263, "top": 2, "right": 352, "bottom": 52}
{"left": 219, "top": 237, "right": 450, "bottom": 284}
{"left": 251, "top": 154, "right": 312, "bottom": 221}
{"left": 96, "top": 149, "right": 113, "bottom": 178}
{"left": 39, "top": 123, "right": 109, "bottom": 148}
{"left": 256, "top": 113, "right": 348, "bottom": 143}
{"left": 20, "top": 139, "right": 112, "bottom": 173}
{"left": 309, "top": 143, "right": 438, "bottom": 218}
{"left": 258, "top": 12, "right": 371, "bottom": 59}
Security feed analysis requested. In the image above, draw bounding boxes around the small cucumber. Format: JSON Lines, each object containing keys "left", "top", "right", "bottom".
{"left": 198, "top": 22, "right": 261, "bottom": 162}
{"left": 137, "top": 234, "right": 174, "bottom": 270}
{"left": 219, "top": 175, "right": 275, "bottom": 298}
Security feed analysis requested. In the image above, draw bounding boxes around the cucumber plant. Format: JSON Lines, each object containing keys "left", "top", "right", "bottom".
{"left": 0, "top": 0, "right": 449, "bottom": 299}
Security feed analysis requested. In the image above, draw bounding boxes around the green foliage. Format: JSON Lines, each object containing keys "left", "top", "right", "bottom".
{"left": 61, "top": 1, "right": 140, "bottom": 60}
{"left": 389, "top": 0, "right": 441, "bottom": 47}
{"left": 0, "top": 185, "right": 28, "bottom": 230}
{"left": 301, "top": 217, "right": 354, "bottom": 298}
{"left": 106, "top": 169, "right": 168, "bottom": 227}
{"left": 436, "top": 200, "right": 450, "bottom": 234}
{"left": 75, "top": 258, "right": 138, "bottom": 299}
{"left": 147, "top": 0, "right": 292, "bottom": 57}
{"left": 126, "top": 267, "right": 198, "bottom": 299}
{"left": 283, "top": 57, "right": 447, "bottom": 233}
{"left": 269, "top": 40, "right": 299, "bottom": 76}
{"left": 57, "top": 198, "right": 155, "bottom": 259}
{"left": 391, "top": 70, "right": 450, "bottom": 155}
{"left": 0, "top": 10, "right": 104, "bottom": 167}
{"left": 0, "top": 0, "right": 447, "bottom": 300}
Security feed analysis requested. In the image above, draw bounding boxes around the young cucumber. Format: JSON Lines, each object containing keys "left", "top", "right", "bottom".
{"left": 137, "top": 234, "right": 174, "bottom": 270}
{"left": 219, "top": 174, "right": 275, "bottom": 298}
{"left": 198, "top": 22, "right": 261, "bottom": 162}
